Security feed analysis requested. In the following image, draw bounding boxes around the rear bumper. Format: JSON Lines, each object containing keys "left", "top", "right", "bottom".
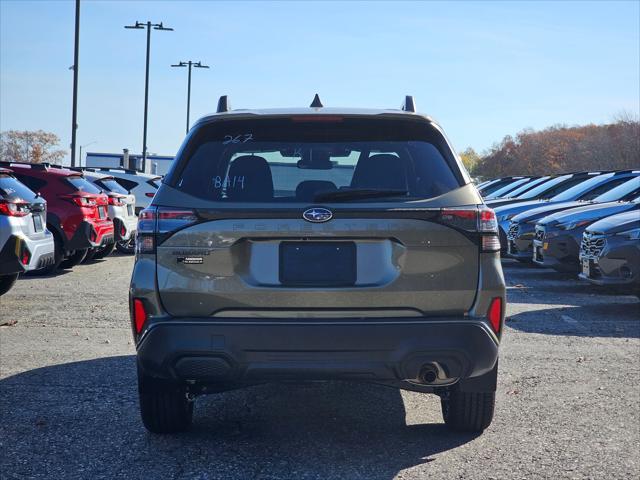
{"left": 113, "top": 216, "right": 137, "bottom": 242}
{"left": 135, "top": 318, "right": 500, "bottom": 390}
{"left": 0, "top": 233, "right": 55, "bottom": 274}
{"left": 67, "top": 220, "right": 114, "bottom": 250}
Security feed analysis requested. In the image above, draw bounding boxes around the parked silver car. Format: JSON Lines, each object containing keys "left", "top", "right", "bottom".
{"left": 0, "top": 168, "right": 55, "bottom": 295}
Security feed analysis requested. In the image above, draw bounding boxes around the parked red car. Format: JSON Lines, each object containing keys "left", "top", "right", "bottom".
{"left": 2, "top": 162, "right": 114, "bottom": 273}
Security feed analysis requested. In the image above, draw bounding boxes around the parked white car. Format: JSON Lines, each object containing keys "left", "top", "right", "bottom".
{"left": 82, "top": 168, "right": 161, "bottom": 214}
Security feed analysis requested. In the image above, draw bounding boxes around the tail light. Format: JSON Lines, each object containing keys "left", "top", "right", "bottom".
{"left": 487, "top": 297, "right": 503, "bottom": 334}
{"left": 60, "top": 194, "right": 97, "bottom": 207}
{"left": 145, "top": 192, "right": 155, "bottom": 198}
{"left": 20, "top": 247, "right": 31, "bottom": 266}
{"left": 108, "top": 195, "right": 125, "bottom": 206}
{"left": 136, "top": 207, "right": 198, "bottom": 254}
{"left": 438, "top": 206, "right": 500, "bottom": 252}
{"left": 132, "top": 299, "right": 147, "bottom": 334}
{"left": 0, "top": 199, "right": 30, "bottom": 217}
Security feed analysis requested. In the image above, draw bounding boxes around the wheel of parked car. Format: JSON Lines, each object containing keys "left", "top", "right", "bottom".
{"left": 440, "top": 387, "right": 495, "bottom": 432}
{"left": 0, "top": 273, "right": 19, "bottom": 296}
{"left": 137, "top": 365, "right": 193, "bottom": 433}
{"left": 32, "top": 232, "right": 64, "bottom": 276}
{"left": 59, "top": 248, "right": 88, "bottom": 270}
{"left": 115, "top": 238, "right": 135, "bottom": 255}
{"left": 93, "top": 242, "right": 116, "bottom": 260}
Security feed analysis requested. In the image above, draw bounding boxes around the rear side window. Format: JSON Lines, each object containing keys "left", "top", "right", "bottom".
{"left": 168, "top": 117, "right": 463, "bottom": 203}
{"left": 0, "top": 174, "right": 37, "bottom": 201}
{"left": 147, "top": 178, "right": 162, "bottom": 189}
{"left": 67, "top": 176, "right": 102, "bottom": 194}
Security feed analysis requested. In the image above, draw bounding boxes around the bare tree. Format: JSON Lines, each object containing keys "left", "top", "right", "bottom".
{"left": 0, "top": 130, "right": 66, "bottom": 164}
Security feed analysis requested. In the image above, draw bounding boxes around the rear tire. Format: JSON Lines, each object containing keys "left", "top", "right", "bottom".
{"left": 0, "top": 273, "right": 19, "bottom": 296}
{"left": 59, "top": 248, "right": 88, "bottom": 269}
{"left": 138, "top": 367, "right": 193, "bottom": 434}
{"left": 93, "top": 241, "right": 115, "bottom": 259}
{"left": 115, "top": 238, "right": 135, "bottom": 255}
{"left": 441, "top": 388, "right": 495, "bottom": 432}
{"left": 82, "top": 248, "right": 98, "bottom": 263}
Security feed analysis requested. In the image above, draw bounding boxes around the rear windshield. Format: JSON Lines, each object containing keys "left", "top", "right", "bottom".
{"left": 96, "top": 178, "right": 129, "bottom": 195}
{"left": 0, "top": 174, "right": 37, "bottom": 201}
{"left": 167, "top": 117, "right": 463, "bottom": 203}
{"left": 67, "top": 176, "right": 102, "bottom": 194}
{"left": 147, "top": 178, "right": 162, "bottom": 189}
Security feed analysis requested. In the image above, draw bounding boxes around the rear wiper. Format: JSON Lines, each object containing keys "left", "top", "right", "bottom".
{"left": 313, "top": 189, "right": 408, "bottom": 202}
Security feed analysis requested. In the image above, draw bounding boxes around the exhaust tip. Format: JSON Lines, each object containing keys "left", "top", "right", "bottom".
{"left": 418, "top": 365, "right": 438, "bottom": 384}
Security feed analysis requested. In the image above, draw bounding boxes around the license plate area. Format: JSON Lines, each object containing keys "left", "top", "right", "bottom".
{"left": 33, "top": 214, "right": 43, "bottom": 232}
{"left": 127, "top": 204, "right": 134, "bottom": 216}
{"left": 582, "top": 258, "right": 591, "bottom": 277}
{"left": 279, "top": 241, "right": 356, "bottom": 287}
{"left": 98, "top": 206, "right": 106, "bottom": 219}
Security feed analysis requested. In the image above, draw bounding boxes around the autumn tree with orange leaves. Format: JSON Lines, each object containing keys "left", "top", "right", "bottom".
{"left": 472, "top": 117, "right": 639, "bottom": 178}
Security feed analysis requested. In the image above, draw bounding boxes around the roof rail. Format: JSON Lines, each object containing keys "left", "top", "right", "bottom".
{"left": 401, "top": 95, "right": 416, "bottom": 113}
{"left": 310, "top": 93, "right": 323, "bottom": 108}
{"left": 97, "top": 167, "right": 139, "bottom": 175}
{"left": 0, "top": 161, "right": 52, "bottom": 170}
{"left": 217, "top": 95, "right": 230, "bottom": 113}
{"left": 613, "top": 169, "right": 639, "bottom": 174}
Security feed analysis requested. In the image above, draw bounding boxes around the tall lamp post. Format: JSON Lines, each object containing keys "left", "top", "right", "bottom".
{"left": 78, "top": 141, "right": 97, "bottom": 168}
{"left": 70, "top": 0, "right": 80, "bottom": 167}
{"left": 124, "top": 21, "right": 173, "bottom": 172}
{"left": 171, "top": 61, "right": 210, "bottom": 134}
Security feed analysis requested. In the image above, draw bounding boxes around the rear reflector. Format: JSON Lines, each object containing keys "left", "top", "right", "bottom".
{"left": 145, "top": 192, "right": 155, "bottom": 198}
{"left": 487, "top": 297, "right": 503, "bottom": 334}
{"left": 482, "top": 235, "right": 501, "bottom": 252}
{"left": 133, "top": 299, "right": 147, "bottom": 334}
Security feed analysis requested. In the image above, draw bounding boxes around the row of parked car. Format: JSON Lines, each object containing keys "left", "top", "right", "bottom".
{"left": 477, "top": 171, "right": 640, "bottom": 295}
{"left": 0, "top": 162, "right": 162, "bottom": 295}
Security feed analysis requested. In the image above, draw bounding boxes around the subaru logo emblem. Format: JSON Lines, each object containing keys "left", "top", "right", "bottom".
{"left": 303, "top": 207, "right": 333, "bottom": 223}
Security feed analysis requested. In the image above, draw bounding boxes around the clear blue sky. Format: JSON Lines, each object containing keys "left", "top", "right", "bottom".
{"left": 1, "top": 1, "right": 638, "bottom": 164}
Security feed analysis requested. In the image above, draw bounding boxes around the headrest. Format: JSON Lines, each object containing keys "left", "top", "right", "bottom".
{"left": 226, "top": 155, "right": 273, "bottom": 201}
{"left": 351, "top": 154, "right": 407, "bottom": 190}
{"left": 295, "top": 180, "right": 337, "bottom": 202}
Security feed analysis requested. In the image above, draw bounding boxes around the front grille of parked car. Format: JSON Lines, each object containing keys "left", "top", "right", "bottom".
{"left": 534, "top": 226, "right": 545, "bottom": 242}
{"left": 507, "top": 222, "right": 520, "bottom": 240}
{"left": 580, "top": 232, "right": 606, "bottom": 258}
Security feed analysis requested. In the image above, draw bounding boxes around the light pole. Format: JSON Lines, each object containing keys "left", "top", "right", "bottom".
{"left": 125, "top": 21, "right": 173, "bottom": 172}
{"left": 78, "top": 141, "right": 97, "bottom": 167}
{"left": 171, "top": 61, "right": 210, "bottom": 134}
{"left": 70, "top": 0, "right": 80, "bottom": 167}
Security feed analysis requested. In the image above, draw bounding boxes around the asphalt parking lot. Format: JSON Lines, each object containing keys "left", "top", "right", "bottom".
{"left": 0, "top": 255, "right": 638, "bottom": 480}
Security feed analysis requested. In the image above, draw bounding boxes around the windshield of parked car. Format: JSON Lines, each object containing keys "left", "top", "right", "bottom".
{"left": 486, "top": 178, "right": 533, "bottom": 198}
{"left": 594, "top": 177, "right": 640, "bottom": 202}
{"left": 516, "top": 176, "right": 566, "bottom": 199}
{"left": 551, "top": 174, "right": 615, "bottom": 201}
{"left": 168, "top": 117, "right": 464, "bottom": 203}
{"left": 504, "top": 176, "right": 550, "bottom": 197}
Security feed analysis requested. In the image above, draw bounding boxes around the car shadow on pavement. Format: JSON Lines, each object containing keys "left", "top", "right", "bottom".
{"left": 506, "top": 302, "right": 640, "bottom": 338}
{"left": 0, "top": 356, "right": 477, "bottom": 480}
